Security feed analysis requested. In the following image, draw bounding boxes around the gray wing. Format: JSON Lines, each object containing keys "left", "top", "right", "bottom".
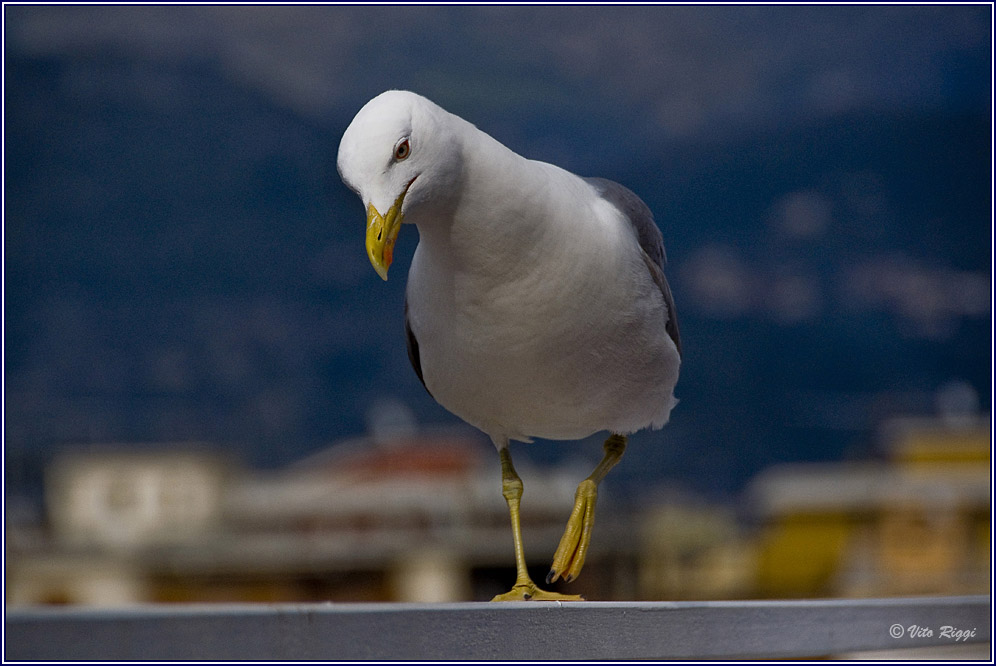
{"left": 585, "top": 177, "right": 682, "bottom": 357}
{"left": 404, "top": 297, "right": 433, "bottom": 397}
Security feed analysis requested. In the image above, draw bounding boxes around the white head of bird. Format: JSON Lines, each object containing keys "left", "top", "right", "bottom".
{"left": 337, "top": 90, "right": 466, "bottom": 280}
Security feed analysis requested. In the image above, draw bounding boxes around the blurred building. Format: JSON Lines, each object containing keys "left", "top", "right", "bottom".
{"left": 5, "top": 428, "right": 633, "bottom": 605}
{"left": 45, "top": 447, "right": 231, "bottom": 549}
{"left": 6, "top": 412, "right": 989, "bottom": 606}
{"left": 637, "top": 499, "right": 757, "bottom": 601}
{"left": 747, "top": 414, "right": 990, "bottom": 598}
{"left": 6, "top": 445, "right": 235, "bottom": 606}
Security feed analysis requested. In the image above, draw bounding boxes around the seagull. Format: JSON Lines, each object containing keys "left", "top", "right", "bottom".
{"left": 337, "top": 90, "right": 681, "bottom": 601}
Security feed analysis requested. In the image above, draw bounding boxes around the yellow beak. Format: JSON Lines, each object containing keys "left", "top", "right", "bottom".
{"left": 365, "top": 183, "right": 412, "bottom": 281}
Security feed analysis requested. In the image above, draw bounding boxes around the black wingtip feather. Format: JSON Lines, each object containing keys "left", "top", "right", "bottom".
{"left": 404, "top": 298, "right": 432, "bottom": 397}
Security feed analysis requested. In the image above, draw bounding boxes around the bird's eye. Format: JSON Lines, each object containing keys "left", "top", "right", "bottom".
{"left": 394, "top": 139, "right": 411, "bottom": 161}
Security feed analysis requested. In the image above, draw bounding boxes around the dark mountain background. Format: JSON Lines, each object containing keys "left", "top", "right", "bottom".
{"left": 4, "top": 5, "right": 991, "bottom": 507}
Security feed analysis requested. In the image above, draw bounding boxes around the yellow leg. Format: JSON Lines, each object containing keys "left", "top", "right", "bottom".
{"left": 491, "top": 447, "right": 584, "bottom": 601}
{"left": 547, "top": 433, "right": 626, "bottom": 585}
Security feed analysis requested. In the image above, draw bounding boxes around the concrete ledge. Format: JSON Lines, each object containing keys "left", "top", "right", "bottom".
{"left": 4, "top": 595, "right": 991, "bottom": 660}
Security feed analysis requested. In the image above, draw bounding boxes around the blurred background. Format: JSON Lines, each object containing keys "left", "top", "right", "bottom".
{"left": 4, "top": 5, "right": 991, "bottom": 605}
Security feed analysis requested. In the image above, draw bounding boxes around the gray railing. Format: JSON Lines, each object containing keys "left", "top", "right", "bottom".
{"left": 4, "top": 595, "right": 990, "bottom": 660}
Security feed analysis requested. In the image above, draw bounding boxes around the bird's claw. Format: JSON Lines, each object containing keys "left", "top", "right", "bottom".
{"left": 491, "top": 580, "right": 585, "bottom": 602}
{"left": 548, "top": 479, "right": 598, "bottom": 584}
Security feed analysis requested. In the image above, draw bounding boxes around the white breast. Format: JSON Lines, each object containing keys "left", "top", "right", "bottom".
{"left": 405, "top": 171, "right": 680, "bottom": 443}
